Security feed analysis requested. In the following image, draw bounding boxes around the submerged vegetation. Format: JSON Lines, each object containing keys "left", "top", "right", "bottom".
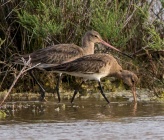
{"left": 0, "top": 0, "right": 164, "bottom": 98}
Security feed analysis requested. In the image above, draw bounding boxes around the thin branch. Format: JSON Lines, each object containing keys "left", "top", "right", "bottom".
{"left": 24, "top": 63, "right": 41, "bottom": 73}
{"left": 0, "top": 56, "right": 40, "bottom": 107}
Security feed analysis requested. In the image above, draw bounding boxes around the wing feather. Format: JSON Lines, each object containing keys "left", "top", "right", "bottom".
{"left": 15, "top": 44, "right": 84, "bottom": 65}
{"left": 50, "top": 54, "right": 113, "bottom": 73}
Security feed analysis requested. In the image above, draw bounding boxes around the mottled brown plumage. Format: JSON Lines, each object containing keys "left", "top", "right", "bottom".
{"left": 15, "top": 30, "right": 121, "bottom": 68}
{"left": 46, "top": 53, "right": 138, "bottom": 103}
{"left": 20, "top": 44, "right": 83, "bottom": 65}
{"left": 14, "top": 30, "right": 122, "bottom": 102}
{"left": 48, "top": 54, "right": 121, "bottom": 75}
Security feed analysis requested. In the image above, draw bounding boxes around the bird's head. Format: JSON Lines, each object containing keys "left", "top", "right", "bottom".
{"left": 83, "top": 30, "right": 133, "bottom": 59}
{"left": 120, "top": 70, "right": 138, "bottom": 102}
{"left": 83, "top": 30, "right": 123, "bottom": 53}
{"left": 85, "top": 30, "right": 103, "bottom": 43}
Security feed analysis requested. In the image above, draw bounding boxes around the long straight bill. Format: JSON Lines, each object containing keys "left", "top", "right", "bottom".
{"left": 132, "top": 86, "right": 137, "bottom": 103}
{"left": 100, "top": 40, "right": 133, "bottom": 59}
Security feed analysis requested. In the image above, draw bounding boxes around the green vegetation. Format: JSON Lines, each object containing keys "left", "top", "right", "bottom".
{"left": 0, "top": 0, "right": 164, "bottom": 97}
{"left": 0, "top": 110, "right": 6, "bottom": 119}
{"left": 17, "top": 1, "right": 63, "bottom": 38}
{"left": 91, "top": 0, "right": 137, "bottom": 47}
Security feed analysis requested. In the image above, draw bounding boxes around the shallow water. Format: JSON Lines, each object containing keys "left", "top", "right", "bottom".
{"left": 1, "top": 100, "right": 164, "bottom": 140}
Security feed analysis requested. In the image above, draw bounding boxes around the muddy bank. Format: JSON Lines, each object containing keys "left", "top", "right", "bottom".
{"left": 0, "top": 88, "right": 159, "bottom": 103}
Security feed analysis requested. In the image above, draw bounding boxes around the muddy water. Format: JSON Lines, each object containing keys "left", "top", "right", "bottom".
{"left": 1, "top": 100, "right": 164, "bottom": 140}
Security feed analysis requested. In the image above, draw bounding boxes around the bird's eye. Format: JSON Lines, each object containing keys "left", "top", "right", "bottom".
{"left": 131, "top": 76, "right": 136, "bottom": 84}
{"left": 131, "top": 78, "right": 135, "bottom": 85}
{"left": 91, "top": 33, "right": 98, "bottom": 38}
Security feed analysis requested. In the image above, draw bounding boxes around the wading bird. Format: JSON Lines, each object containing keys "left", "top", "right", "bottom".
{"left": 14, "top": 31, "right": 130, "bottom": 102}
{"left": 45, "top": 53, "right": 138, "bottom": 103}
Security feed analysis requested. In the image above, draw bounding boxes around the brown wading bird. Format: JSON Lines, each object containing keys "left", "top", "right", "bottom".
{"left": 14, "top": 30, "right": 131, "bottom": 102}
{"left": 45, "top": 53, "right": 138, "bottom": 103}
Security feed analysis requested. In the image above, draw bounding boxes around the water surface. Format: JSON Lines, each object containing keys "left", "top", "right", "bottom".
{"left": 1, "top": 100, "right": 164, "bottom": 140}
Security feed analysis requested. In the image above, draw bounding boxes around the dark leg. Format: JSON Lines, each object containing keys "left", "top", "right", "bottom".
{"left": 29, "top": 70, "right": 46, "bottom": 100}
{"left": 98, "top": 81, "right": 110, "bottom": 104}
{"left": 54, "top": 74, "right": 61, "bottom": 103}
{"left": 71, "top": 81, "right": 85, "bottom": 103}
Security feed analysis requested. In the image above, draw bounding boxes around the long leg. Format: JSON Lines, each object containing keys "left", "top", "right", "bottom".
{"left": 98, "top": 81, "right": 110, "bottom": 103}
{"left": 54, "top": 73, "right": 62, "bottom": 102}
{"left": 71, "top": 81, "right": 85, "bottom": 103}
{"left": 29, "top": 70, "right": 46, "bottom": 100}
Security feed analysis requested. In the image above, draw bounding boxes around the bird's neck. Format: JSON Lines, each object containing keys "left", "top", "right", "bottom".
{"left": 81, "top": 37, "right": 95, "bottom": 55}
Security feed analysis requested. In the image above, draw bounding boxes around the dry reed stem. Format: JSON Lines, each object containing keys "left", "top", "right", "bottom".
{"left": 0, "top": 56, "right": 40, "bottom": 107}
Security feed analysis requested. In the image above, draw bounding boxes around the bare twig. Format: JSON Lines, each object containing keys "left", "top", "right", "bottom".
{"left": 0, "top": 56, "right": 40, "bottom": 107}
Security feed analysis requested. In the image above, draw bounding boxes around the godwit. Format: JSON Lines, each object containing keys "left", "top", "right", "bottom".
{"left": 45, "top": 53, "right": 138, "bottom": 103}
{"left": 14, "top": 30, "right": 130, "bottom": 102}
